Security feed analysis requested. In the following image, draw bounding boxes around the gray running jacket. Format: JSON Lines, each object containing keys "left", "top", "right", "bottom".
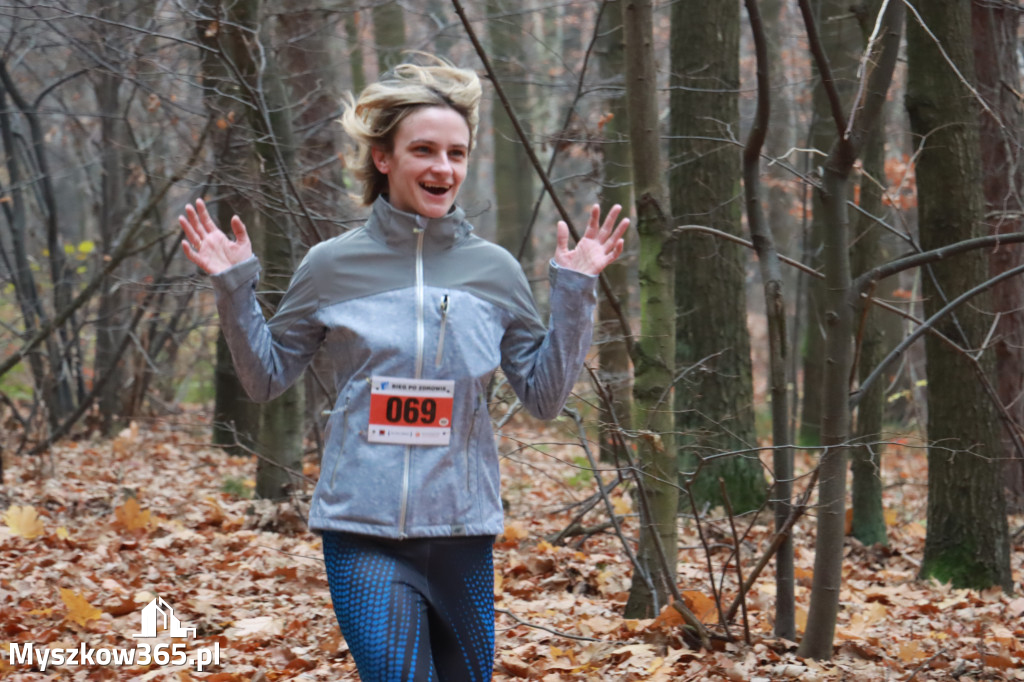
{"left": 210, "top": 197, "right": 597, "bottom": 538}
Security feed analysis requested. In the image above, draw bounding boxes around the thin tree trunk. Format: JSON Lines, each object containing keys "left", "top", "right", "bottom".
{"left": 850, "top": 0, "right": 894, "bottom": 548}
{"left": 595, "top": 0, "right": 633, "bottom": 461}
{"left": 622, "top": 0, "right": 677, "bottom": 619}
{"left": 798, "top": 0, "right": 903, "bottom": 659}
{"left": 741, "top": 0, "right": 795, "bottom": 643}
{"left": 798, "top": 0, "right": 863, "bottom": 448}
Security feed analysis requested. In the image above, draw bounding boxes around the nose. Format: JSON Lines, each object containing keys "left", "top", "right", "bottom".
{"left": 431, "top": 153, "right": 453, "bottom": 176}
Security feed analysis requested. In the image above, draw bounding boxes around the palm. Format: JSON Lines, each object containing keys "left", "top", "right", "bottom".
{"left": 553, "top": 204, "right": 630, "bottom": 276}
{"left": 179, "top": 199, "right": 253, "bottom": 275}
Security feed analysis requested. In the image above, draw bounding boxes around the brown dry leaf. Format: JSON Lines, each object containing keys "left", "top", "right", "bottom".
{"left": 225, "top": 615, "right": 284, "bottom": 638}
{"left": 4, "top": 504, "right": 45, "bottom": 539}
{"left": 681, "top": 589, "right": 718, "bottom": 624}
{"left": 652, "top": 602, "right": 686, "bottom": 629}
{"left": 60, "top": 587, "right": 103, "bottom": 626}
{"left": 113, "top": 497, "right": 154, "bottom": 533}
{"left": 502, "top": 521, "right": 529, "bottom": 543}
{"left": 896, "top": 639, "right": 928, "bottom": 663}
{"left": 611, "top": 495, "right": 631, "bottom": 515}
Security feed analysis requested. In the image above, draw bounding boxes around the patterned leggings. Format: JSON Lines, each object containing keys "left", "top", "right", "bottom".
{"left": 321, "top": 531, "right": 495, "bottom": 681}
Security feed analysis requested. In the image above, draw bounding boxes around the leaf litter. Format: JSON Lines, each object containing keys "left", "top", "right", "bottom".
{"left": 0, "top": 411, "right": 1022, "bottom": 680}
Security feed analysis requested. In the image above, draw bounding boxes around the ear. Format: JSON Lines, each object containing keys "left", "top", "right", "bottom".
{"left": 370, "top": 147, "right": 389, "bottom": 174}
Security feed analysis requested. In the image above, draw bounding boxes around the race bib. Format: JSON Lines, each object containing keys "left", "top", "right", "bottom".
{"left": 368, "top": 376, "right": 454, "bottom": 445}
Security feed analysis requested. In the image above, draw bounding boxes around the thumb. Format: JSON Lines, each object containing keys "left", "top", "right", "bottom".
{"left": 230, "top": 215, "right": 249, "bottom": 245}
{"left": 556, "top": 220, "right": 569, "bottom": 254}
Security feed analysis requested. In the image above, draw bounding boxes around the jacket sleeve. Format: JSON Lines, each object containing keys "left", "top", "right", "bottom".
{"left": 209, "top": 251, "right": 326, "bottom": 403}
{"left": 500, "top": 260, "right": 597, "bottom": 420}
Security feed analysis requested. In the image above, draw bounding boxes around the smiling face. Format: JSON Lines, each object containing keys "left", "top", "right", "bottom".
{"left": 371, "top": 106, "right": 471, "bottom": 218}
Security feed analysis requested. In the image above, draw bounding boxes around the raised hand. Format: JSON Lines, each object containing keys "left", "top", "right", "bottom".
{"left": 179, "top": 198, "right": 253, "bottom": 275}
{"left": 553, "top": 203, "right": 630, "bottom": 276}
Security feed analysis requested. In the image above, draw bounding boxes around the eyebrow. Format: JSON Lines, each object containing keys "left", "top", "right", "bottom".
{"left": 408, "top": 138, "right": 469, "bottom": 149}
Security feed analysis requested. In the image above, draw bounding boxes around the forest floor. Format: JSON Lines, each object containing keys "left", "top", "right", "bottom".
{"left": 1, "top": 407, "right": 1023, "bottom": 681}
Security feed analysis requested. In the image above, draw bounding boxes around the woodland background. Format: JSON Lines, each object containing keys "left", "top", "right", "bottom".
{"left": 2, "top": 0, "right": 1024, "bottom": 679}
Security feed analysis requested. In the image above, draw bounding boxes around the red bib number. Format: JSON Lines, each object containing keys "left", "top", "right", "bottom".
{"left": 368, "top": 376, "right": 454, "bottom": 445}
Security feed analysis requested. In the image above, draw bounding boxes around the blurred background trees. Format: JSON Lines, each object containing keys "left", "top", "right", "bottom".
{"left": 2, "top": 0, "right": 1022, "bottom": 656}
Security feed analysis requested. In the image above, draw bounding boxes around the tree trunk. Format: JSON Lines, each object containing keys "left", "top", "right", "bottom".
{"left": 906, "top": 1, "right": 1012, "bottom": 592}
{"left": 226, "top": 1, "right": 307, "bottom": 501}
{"left": 850, "top": 0, "right": 895, "bottom": 548}
{"left": 277, "top": 1, "right": 353, "bottom": 244}
{"left": 487, "top": 0, "right": 535, "bottom": 266}
{"left": 740, "top": 0, "right": 795, "bottom": 639}
{"left": 622, "top": 0, "right": 677, "bottom": 619}
{"left": 671, "top": 0, "right": 763, "bottom": 514}
{"left": 195, "top": 1, "right": 261, "bottom": 457}
{"left": 91, "top": 2, "right": 135, "bottom": 434}
{"left": 372, "top": 1, "right": 406, "bottom": 74}
{"left": 798, "top": 0, "right": 903, "bottom": 659}
{"left": 595, "top": 0, "right": 633, "bottom": 461}
{"left": 343, "top": 8, "right": 366, "bottom": 95}
{"left": 972, "top": 0, "right": 1024, "bottom": 510}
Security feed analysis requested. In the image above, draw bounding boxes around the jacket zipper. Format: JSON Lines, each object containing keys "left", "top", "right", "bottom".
{"left": 435, "top": 294, "right": 450, "bottom": 368}
{"left": 399, "top": 224, "right": 427, "bottom": 538}
{"left": 328, "top": 396, "right": 350, "bottom": 487}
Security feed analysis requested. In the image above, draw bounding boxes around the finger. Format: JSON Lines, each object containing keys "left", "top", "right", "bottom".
{"left": 195, "top": 198, "right": 218, "bottom": 235}
{"left": 230, "top": 215, "right": 248, "bottom": 245}
{"left": 607, "top": 217, "right": 630, "bottom": 251}
{"left": 609, "top": 238, "right": 624, "bottom": 262}
{"left": 599, "top": 204, "right": 622, "bottom": 240}
{"left": 556, "top": 220, "right": 570, "bottom": 254}
{"left": 583, "top": 204, "right": 601, "bottom": 240}
{"left": 180, "top": 213, "right": 201, "bottom": 249}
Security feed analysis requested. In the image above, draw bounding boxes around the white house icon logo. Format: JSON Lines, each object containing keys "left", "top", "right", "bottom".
{"left": 132, "top": 597, "right": 196, "bottom": 638}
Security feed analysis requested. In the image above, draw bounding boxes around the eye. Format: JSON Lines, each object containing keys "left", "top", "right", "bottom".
{"left": 450, "top": 149, "right": 467, "bottom": 161}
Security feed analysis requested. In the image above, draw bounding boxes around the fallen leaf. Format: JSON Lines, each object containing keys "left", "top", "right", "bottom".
{"left": 60, "top": 588, "right": 102, "bottom": 626}
{"left": 4, "top": 505, "right": 45, "bottom": 539}
{"left": 225, "top": 616, "right": 284, "bottom": 638}
{"left": 113, "top": 497, "right": 154, "bottom": 533}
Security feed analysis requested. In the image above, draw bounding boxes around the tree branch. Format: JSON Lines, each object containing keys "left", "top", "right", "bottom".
{"left": 451, "top": 0, "right": 634, "bottom": 356}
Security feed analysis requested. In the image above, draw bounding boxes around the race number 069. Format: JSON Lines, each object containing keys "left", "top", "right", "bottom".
{"left": 384, "top": 396, "right": 437, "bottom": 425}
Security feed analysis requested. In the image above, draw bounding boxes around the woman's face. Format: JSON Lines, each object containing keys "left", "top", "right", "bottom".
{"left": 372, "top": 106, "right": 471, "bottom": 218}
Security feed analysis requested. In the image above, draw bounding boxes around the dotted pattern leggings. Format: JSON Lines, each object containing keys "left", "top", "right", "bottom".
{"left": 322, "top": 531, "right": 496, "bottom": 681}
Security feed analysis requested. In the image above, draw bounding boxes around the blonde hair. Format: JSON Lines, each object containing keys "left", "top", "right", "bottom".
{"left": 340, "top": 55, "right": 482, "bottom": 206}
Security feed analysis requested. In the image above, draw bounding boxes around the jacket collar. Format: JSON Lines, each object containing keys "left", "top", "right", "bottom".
{"left": 365, "top": 195, "right": 472, "bottom": 251}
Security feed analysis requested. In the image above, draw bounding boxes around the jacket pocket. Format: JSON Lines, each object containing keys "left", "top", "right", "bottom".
{"left": 435, "top": 294, "right": 450, "bottom": 368}
{"left": 329, "top": 395, "right": 351, "bottom": 487}
{"left": 464, "top": 397, "right": 480, "bottom": 491}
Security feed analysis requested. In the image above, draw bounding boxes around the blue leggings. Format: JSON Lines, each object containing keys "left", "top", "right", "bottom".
{"left": 322, "top": 531, "right": 495, "bottom": 681}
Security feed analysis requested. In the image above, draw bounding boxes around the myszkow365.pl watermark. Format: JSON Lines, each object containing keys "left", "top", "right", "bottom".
{"left": 8, "top": 596, "right": 221, "bottom": 673}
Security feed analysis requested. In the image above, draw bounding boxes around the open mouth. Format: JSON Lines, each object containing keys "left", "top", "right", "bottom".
{"left": 421, "top": 183, "right": 450, "bottom": 196}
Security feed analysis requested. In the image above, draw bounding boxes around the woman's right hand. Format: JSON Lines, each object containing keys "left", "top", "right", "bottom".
{"left": 180, "top": 198, "right": 253, "bottom": 275}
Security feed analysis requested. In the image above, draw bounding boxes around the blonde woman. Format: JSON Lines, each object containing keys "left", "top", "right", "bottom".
{"left": 180, "top": 56, "right": 629, "bottom": 680}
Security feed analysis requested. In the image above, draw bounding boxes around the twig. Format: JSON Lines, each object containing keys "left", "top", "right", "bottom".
{"left": 495, "top": 608, "right": 610, "bottom": 643}
{"left": 854, "top": 260, "right": 1024, "bottom": 403}
{"left": 724, "top": 467, "right": 821, "bottom": 623}
{"left": 720, "top": 479, "right": 751, "bottom": 645}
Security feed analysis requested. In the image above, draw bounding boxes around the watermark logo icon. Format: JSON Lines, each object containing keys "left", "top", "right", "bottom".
{"left": 133, "top": 597, "right": 196, "bottom": 638}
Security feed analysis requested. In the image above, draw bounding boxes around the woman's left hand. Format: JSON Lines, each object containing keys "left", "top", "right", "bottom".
{"left": 553, "top": 203, "right": 630, "bottom": 276}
